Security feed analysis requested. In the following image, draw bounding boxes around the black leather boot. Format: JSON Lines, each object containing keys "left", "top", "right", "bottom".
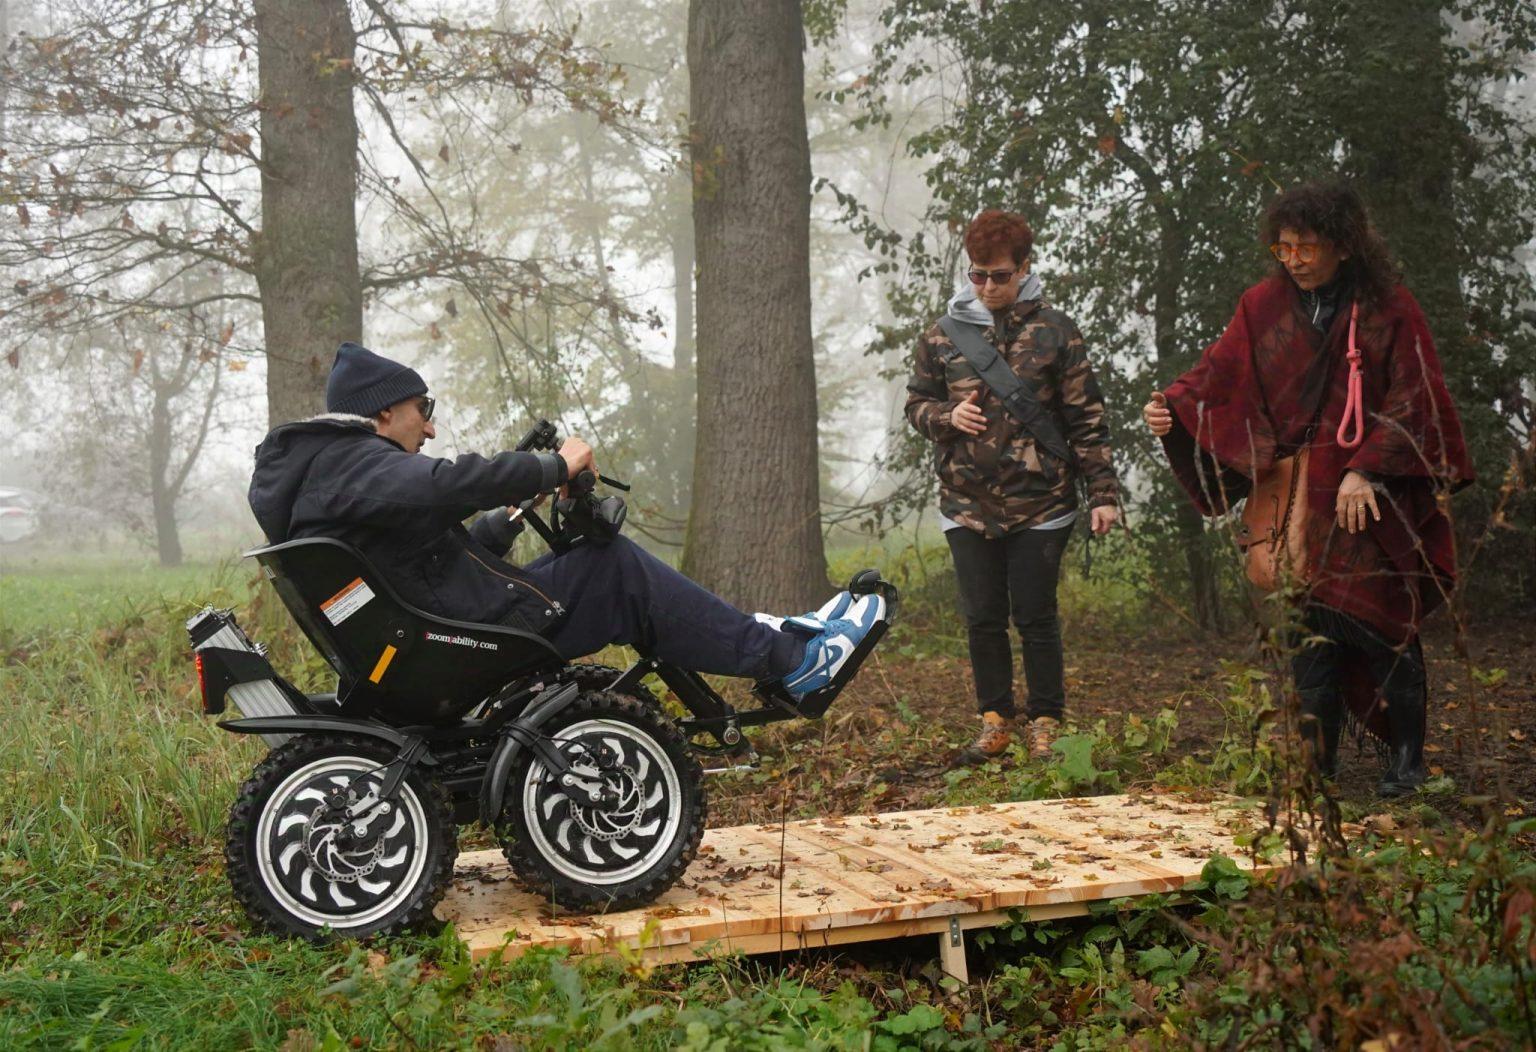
{"left": 1377, "top": 683, "right": 1427, "bottom": 798}
{"left": 1298, "top": 687, "right": 1342, "bottom": 780}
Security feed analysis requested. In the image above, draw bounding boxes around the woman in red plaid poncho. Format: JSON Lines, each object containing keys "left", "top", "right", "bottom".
{"left": 1143, "top": 181, "right": 1473, "bottom": 797}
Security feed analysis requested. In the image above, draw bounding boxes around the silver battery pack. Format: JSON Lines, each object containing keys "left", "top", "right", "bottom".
{"left": 188, "top": 608, "right": 297, "bottom": 747}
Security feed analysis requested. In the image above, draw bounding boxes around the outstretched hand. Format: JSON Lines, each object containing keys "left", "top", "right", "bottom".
{"left": 1143, "top": 390, "right": 1172, "bottom": 437}
{"left": 950, "top": 390, "right": 987, "bottom": 436}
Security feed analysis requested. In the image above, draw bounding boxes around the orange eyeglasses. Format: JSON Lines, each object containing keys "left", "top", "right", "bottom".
{"left": 1270, "top": 242, "right": 1322, "bottom": 264}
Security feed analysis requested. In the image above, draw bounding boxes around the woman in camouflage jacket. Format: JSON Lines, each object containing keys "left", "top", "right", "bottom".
{"left": 906, "top": 210, "right": 1121, "bottom": 765}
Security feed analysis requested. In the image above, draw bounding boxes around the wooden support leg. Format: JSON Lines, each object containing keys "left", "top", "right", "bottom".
{"left": 938, "top": 916, "right": 969, "bottom": 984}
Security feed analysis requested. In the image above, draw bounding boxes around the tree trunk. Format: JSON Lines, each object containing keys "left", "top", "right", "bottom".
{"left": 1152, "top": 213, "right": 1223, "bottom": 631}
{"left": 671, "top": 202, "right": 695, "bottom": 375}
{"left": 668, "top": 198, "right": 696, "bottom": 512}
{"left": 151, "top": 483, "right": 184, "bottom": 567}
{"left": 682, "top": 0, "right": 829, "bottom": 611}
{"left": 147, "top": 386, "right": 183, "bottom": 567}
{"left": 252, "top": 0, "right": 363, "bottom": 426}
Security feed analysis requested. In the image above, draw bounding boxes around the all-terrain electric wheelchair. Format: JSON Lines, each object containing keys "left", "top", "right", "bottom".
{"left": 188, "top": 422, "right": 897, "bottom": 940}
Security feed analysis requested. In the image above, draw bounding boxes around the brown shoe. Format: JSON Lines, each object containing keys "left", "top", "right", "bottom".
{"left": 1025, "top": 716, "right": 1060, "bottom": 760}
{"left": 954, "top": 711, "right": 1014, "bottom": 766}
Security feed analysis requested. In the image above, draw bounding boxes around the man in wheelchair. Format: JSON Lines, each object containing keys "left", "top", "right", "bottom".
{"left": 195, "top": 341, "right": 895, "bottom": 939}
{"left": 247, "top": 342, "right": 880, "bottom": 699}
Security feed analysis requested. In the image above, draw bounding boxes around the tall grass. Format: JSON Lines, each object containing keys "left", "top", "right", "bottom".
{"left": 1, "top": 585, "right": 261, "bottom": 877}
{"left": 4, "top": 560, "right": 1533, "bottom": 1049}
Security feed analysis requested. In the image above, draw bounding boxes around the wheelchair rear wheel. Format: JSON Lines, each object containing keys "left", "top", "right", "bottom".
{"left": 496, "top": 690, "right": 704, "bottom": 911}
{"left": 226, "top": 734, "right": 457, "bottom": 940}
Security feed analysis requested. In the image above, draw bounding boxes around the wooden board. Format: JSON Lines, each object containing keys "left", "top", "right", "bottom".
{"left": 440, "top": 792, "right": 1272, "bottom": 967}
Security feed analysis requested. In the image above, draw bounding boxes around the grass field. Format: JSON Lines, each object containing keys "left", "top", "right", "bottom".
{"left": 2, "top": 547, "right": 1533, "bottom": 1049}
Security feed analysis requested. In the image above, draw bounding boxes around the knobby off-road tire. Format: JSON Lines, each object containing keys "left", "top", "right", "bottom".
{"left": 565, "top": 662, "right": 655, "bottom": 707}
{"left": 226, "top": 734, "right": 457, "bottom": 941}
{"left": 496, "top": 690, "right": 705, "bottom": 912}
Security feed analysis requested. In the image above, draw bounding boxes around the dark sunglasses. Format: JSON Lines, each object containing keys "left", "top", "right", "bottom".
{"left": 967, "top": 266, "right": 1019, "bottom": 286}
{"left": 417, "top": 395, "right": 435, "bottom": 422}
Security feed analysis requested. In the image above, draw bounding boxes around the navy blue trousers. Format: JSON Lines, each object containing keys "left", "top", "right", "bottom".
{"left": 515, "top": 536, "right": 804, "bottom": 680}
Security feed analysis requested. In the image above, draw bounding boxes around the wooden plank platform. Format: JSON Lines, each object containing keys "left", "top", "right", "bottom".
{"left": 438, "top": 792, "right": 1272, "bottom": 979}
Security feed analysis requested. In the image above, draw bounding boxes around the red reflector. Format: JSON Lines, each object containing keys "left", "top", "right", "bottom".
{"left": 195, "top": 650, "right": 208, "bottom": 711}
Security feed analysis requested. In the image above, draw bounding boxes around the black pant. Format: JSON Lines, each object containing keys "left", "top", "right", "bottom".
{"left": 945, "top": 523, "right": 1071, "bottom": 721}
{"left": 1291, "top": 604, "right": 1425, "bottom": 715}
{"left": 514, "top": 536, "right": 805, "bottom": 680}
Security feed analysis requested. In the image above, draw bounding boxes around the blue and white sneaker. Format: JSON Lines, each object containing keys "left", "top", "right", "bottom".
{"left": 780, "top": 593, "right": 886, "bottom": 698}
{"left": 808, "top": 590, "right": 855, "bottom": 622}
{"left": 753, "top": 590, "right": 853, "bottom": 633}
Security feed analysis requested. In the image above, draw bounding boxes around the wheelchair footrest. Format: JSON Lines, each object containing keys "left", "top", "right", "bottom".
{"left": 753, "top": 571, "right": 897, "bottom": 720}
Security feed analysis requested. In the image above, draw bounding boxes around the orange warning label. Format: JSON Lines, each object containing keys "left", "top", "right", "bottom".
{"left": 320, "top": 577, "right": 375, "bottom": 626}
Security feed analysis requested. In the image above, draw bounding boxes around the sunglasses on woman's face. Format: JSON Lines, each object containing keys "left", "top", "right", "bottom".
{"left": 417, "top": 396, "right": 435, "bottom": 422}
{"left": 967, "top": 266, "right": 1019, "bottom": 287}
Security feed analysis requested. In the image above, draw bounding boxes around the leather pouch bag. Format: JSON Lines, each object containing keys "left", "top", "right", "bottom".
{"left": 1236, "top": 447, "right": 1310, "bottom": 592}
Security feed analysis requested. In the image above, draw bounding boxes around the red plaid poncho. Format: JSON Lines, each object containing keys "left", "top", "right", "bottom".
{"left": 1160, "top": 275, "right": 1473, "bottom": 738}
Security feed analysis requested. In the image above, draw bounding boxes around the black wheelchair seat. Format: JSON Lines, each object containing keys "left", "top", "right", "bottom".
{"left": 248, "top": 537, "right": 562, "bottom": 720}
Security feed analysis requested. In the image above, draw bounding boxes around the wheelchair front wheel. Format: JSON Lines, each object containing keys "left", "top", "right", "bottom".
{"left": 496, "top": 690, "right": 705, "bottom": 911}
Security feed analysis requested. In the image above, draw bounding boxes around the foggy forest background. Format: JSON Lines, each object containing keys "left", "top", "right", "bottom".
{"left": 1, "top": 0, "right": 1532, "bottom": 630}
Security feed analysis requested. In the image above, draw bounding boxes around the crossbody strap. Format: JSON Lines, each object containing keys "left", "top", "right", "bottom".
{"left": 936, "top": 315, "right": 1076, "bottom": 469}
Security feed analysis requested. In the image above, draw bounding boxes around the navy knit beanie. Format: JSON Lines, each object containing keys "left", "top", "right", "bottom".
{"left": 325, "top": 342, "right": 428, "bottom": 417}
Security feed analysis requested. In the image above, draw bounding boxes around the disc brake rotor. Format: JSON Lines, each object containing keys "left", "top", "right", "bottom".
{"left": 566, "top": 765, "right": 643, "bottom": 841}
{"left": 303, "top": 805, "right": 387, "bottom": 883}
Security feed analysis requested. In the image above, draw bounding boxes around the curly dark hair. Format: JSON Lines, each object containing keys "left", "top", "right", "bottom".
{"left": 1261, "top": 180, "right": 1399, "bottom": 309}
{"left": 964, "top": 209, "right": 1034, "bottom": 265}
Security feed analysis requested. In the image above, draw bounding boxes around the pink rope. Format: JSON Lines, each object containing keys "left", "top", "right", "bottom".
{"left": 1336, "top": 300, "right": 1365, "bottom": 449}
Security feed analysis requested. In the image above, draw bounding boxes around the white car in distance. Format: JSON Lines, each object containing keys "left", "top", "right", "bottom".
{"left": 0, "top": 487, "right": 40, "bottom": 544}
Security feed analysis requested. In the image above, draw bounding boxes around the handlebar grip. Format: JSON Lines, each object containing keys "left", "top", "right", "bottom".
{"left": 513, "top": 419, "right": 560, "bottom": 453}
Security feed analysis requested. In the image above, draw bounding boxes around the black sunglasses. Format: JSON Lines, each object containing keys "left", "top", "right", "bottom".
{"left": 417, "top": 395, "right": 435, "bottom": 422}
{"left": 967, "top": 266, "right": 1019, "bottom": 286}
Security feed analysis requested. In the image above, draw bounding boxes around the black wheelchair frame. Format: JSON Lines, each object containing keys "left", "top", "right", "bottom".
{"left": 192, "top": 537, "right": 896, "bottom": 827}
{"left": 190, "top": 459, "right": 896, "bottom": 935}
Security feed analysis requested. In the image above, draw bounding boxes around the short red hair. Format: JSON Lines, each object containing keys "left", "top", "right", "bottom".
{"left": 963, "top": 210, "right": 1034, "bottom": 265}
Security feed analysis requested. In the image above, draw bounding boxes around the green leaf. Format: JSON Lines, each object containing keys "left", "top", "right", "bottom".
{"left": 878, "top": 1002, "right": 944, "bottom": 1035}
{"left": 1052, "top": 734, "right": 1102, "bottom": 786}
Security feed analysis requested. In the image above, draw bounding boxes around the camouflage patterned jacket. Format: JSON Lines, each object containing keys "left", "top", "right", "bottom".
{"left": 905, "top": 299, "right": 1120, "bottom": 538}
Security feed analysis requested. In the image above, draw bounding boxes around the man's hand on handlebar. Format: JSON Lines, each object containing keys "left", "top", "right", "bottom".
{"left": 558, "top": 436, "right": 595, "bottom": 486}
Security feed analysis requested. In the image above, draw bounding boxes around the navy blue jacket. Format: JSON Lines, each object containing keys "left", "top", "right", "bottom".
{"left": 247, "top": 415, "right": 566, "bottom": 630}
